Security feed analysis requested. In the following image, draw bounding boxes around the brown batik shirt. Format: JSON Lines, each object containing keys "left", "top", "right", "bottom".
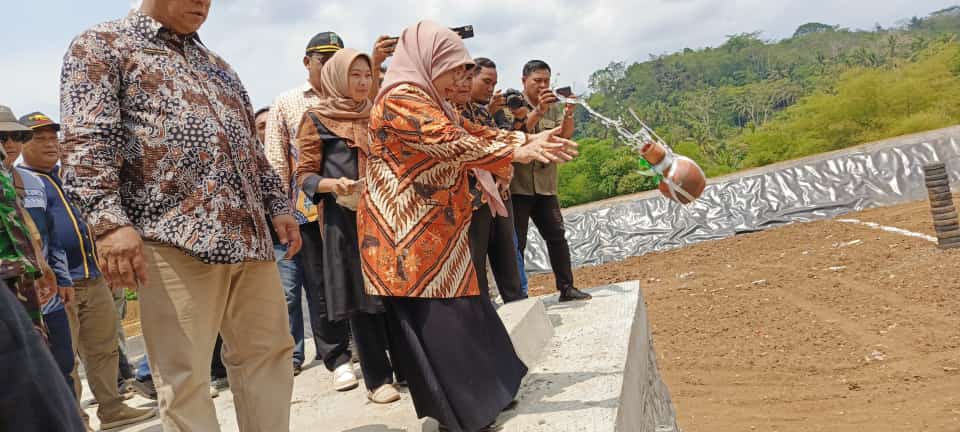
{"left": 459, "top": 102, "right": 513, "bottom": 203}
{"left": 59, "top": 10, "right": 290, "bottom": 264}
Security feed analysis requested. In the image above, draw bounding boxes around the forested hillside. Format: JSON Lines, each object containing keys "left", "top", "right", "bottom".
{"left": 560, "top": 7, "right": 960, "bottom": 207}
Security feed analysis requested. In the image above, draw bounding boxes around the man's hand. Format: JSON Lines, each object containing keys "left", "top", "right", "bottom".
{"left": 537, "top": 88, "right": 559, "bottom": 112}
{"left": 36, "top": 260, "right": 58, "bottom": 305}
{"left": 97, "top": 226, "right": 148, "bottom": 290}
{"left": 59, "top": 286, "right": 76, "bottom": 306}
{"left": 563, "top": 96, "right": 577, "bottom": 118}
{"left": 332, "top": 177, "right": 361, "bottom": 196}
{"left": 272, "top": 214, "right": 303, "bottom": 259}
{"left": 510, "top": 106, "right": 530, "bottom": 121}
{"left": 488, "top": 90, "right": 506, "bottom": 114}
{"left": 372, "top": 35, "right": 397, "bottom": 67}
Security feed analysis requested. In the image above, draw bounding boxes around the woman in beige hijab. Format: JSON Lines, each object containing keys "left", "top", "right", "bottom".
{"left": 295, "top": 48, "right": 400, "bottom": 405}
{"left": 357, "top": 21, "right": 578, "bottom": 431}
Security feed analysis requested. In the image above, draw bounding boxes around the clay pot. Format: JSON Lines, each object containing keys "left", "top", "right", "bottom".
{"left": 640, "top": 141, "right": 668, "bottom": 166}
{"left": 658, "top": 156, "right": 706, "bottom": 204}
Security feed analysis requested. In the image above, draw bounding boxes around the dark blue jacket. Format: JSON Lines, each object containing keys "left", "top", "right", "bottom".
{"left": 17, "top": 164, "right": 101, "bottom": 282}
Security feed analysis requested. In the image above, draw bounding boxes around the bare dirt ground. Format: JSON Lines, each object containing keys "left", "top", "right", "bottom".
{"left": 530, "top": 195, "right": 960, "bottom": 432}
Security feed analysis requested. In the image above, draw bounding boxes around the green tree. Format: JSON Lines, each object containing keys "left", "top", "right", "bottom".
{"left": 564, "top": 9, "right": 960, "bottom": 206}
{"left": 793, "top": 22, "right": 836, "bottom": 38}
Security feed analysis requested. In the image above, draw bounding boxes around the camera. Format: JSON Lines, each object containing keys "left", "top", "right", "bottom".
{"left": 503, "top": 89, "right": 526, "bottom": 110}
{"left": 388, "top": 25, "right": 474, "bottom": 42}
{"left": 450, "top": 25, "right": 475, "bottom": 39}
{"left": 554, "top": 86, "right": 573, "bottom": 98}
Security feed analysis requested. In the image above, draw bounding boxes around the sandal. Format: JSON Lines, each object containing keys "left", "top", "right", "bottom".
{"left": 367, "top": 383, "right": 401, "bottom": 404}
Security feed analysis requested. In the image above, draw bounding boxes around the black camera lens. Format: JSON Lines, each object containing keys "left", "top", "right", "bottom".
{"left": 503, "top": 89, "right": 525, "bottom": 110}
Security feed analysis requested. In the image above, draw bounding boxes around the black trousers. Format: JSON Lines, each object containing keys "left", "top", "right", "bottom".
{"left": 469, "top": 203, "right": 526, "bottom": 303}
{"left": 512, "top": 194, "right": 576, "bottom": 292}
{"left": 349, "top": 312, "right": 395, "bottom": 391}
{"left": 299, "top": 221, "right": 351, "bottom": 371}
{"left": 0, "top": 281, "right": 85, "bottom": 432}
{"left": 211, "top": 335, "right": 227, "bottom": 379}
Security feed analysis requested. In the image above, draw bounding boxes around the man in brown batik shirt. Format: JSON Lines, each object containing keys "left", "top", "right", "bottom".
{"left": 60, "top": 1, "right": 301, "bottom": 430}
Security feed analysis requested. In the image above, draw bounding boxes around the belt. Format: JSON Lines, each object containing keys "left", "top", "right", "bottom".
{"left": 0, "top": 262, "right": 26, "bottom": 283}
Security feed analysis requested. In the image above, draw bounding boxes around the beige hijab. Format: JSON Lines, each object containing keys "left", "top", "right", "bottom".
{"left": 375, "top": 20, "right": 474, "bottom": 121}
{"left": 311, "top": 48, "right": 374, "bottom": 152}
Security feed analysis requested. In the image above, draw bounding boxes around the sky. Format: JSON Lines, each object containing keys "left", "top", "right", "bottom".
{"left": 1, "top": 0, "right": 957, "bottom": 121}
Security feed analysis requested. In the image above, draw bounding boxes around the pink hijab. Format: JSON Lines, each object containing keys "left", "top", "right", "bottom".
{"left": 377, "top": 21, "right": 508, "bottom": 217}
{"left": 375, "top": 20, "right": 474, "bottom": 121}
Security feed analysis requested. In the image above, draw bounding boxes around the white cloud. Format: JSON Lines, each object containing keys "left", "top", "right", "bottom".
{"left": 1, "top": 0, "right": 956, "bottom": 119}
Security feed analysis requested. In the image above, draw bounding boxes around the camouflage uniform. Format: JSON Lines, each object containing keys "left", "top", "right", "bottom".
{"left": 0, "top": 136, "right": 47, "bottom": 339}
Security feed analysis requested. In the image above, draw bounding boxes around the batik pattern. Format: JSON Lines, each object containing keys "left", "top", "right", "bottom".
{"left": 459, "top": 102, "right": 514, "bottom": 200}
{"left": 358, "top": 84, "right": 523, "bottom": 298}
{"left": 59, "top": 11, "right": 289, "bottom": 264}
{"left": 264, "top": 83, "right": 323, "bottom": 224}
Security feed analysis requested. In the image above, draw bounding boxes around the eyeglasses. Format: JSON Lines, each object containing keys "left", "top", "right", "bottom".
{"left": 0, "top": 131, "right": 33, "bottom": 143}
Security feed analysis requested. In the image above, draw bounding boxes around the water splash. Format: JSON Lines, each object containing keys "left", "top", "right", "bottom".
{"left": 558, "top": 95, "right": 701, "bottom": 206}
{"left": 558, "top": 96, "right": 669, "bottom": 179}
{"left": 561, "top": 96, "right": 673, "bottom": 147}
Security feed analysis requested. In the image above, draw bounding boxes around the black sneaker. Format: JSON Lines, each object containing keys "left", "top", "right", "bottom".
{"left": 293, "top": 364, "right": 303, "bottom": 377}
{"left": 129, "top": 378, "right": 158, "bottom": 400}
{"left": 559, "top": 287, "right": 592, "bottom": 302}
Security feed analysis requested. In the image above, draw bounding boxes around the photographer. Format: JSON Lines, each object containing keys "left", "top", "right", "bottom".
{"left": 469, "top": 58, "right": 512, "bottom": 130}
{"left": 454, "top": 58, "right": 526, "bottom": 303}
{"left": 508, "top": 60, "right": 590, "bottom": 302}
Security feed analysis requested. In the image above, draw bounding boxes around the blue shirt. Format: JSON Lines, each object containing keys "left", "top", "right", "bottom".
{"left": 16, "top": 167, "right": 71, "bottom": 315}
{"left": 17, "top": 164, "right": 101, "bottom": 283}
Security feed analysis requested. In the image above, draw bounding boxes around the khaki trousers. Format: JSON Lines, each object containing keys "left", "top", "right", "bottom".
{"left": 140, "top": 243, "right": 294, "bottom": 432}
{"left": 66, "top": 276, "right": 125, "bottom": 420}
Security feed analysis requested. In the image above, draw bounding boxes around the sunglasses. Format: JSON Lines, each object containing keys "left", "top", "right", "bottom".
{"left": 0, "top": 131, "right": 33, "bottom": 143}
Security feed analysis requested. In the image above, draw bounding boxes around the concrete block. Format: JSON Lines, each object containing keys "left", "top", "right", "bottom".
{"left": 498, "top": 281, "right": 678, "bottom": 432}
{"left": 85, "top": 285, "right": 678, "bottom": 432}
{"left": 615, "top": 283, "right": 680, "bottom": 432}
{"left": 498, "top": 297, "right": 555, "bottom": 367}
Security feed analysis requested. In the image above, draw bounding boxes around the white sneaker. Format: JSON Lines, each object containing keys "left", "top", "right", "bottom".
{"left": 333, "top": 363, "right": 359, "bottom": 391}
{"left": 210, "top": 385, "right": 220, "bottom": 398}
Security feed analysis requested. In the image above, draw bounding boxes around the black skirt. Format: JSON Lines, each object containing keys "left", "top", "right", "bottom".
{"left": 322, "top": 199, "right": 384, "bottom": 321}
{"left": 383, "top": 295, "right": 527, "bottom": 432}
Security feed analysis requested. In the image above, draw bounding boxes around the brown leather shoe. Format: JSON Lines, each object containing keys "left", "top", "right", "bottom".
{"left": 98, "top": 405, "right": 157, "bottom": 431}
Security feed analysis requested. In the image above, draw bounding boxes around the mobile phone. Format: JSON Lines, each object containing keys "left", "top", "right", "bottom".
{"left": 451, "top": 25, "right": 475, "bottom": 39}
{"left": 554, "top": 86, "right": 573, "bottom": 97}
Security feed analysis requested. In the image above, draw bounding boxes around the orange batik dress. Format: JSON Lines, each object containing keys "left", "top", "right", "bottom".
{"left": 358, "top": 84, "right": 526, "bottom": 299}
